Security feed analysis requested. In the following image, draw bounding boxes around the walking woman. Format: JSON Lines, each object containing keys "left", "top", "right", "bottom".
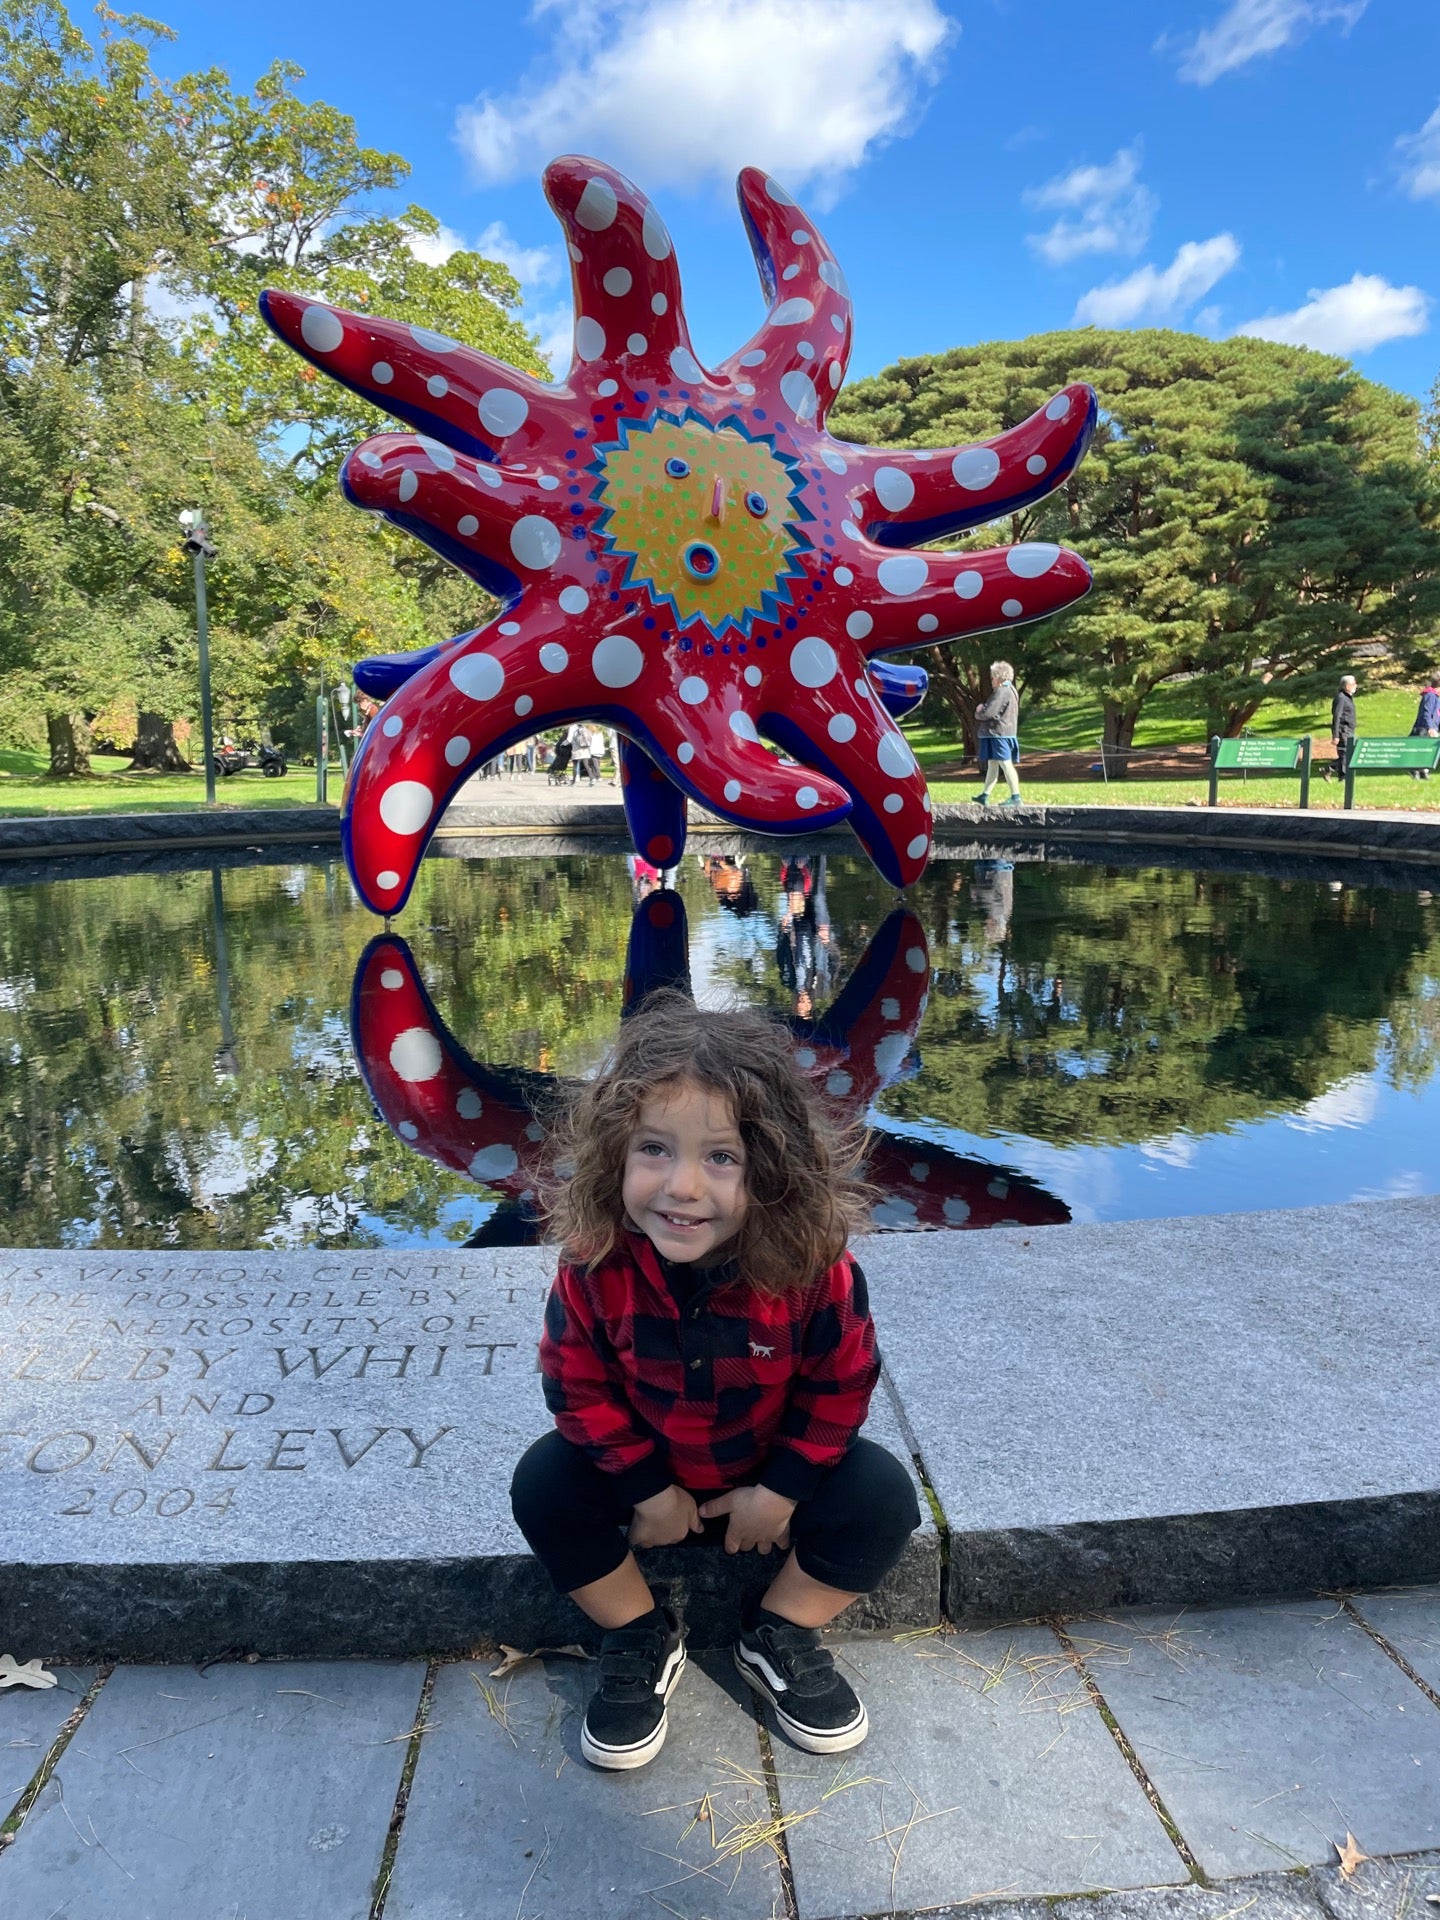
{"left": 972, "top": 660, "right": 1023, "bottom": 808}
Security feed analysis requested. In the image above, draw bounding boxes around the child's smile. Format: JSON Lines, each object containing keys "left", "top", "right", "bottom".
{"left": 622, "top": 1079, "right": 749, "bottom": 1266}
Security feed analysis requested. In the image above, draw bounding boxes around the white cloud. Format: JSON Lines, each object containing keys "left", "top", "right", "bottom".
{"left": 1397, "top": 102, "right": 1440, "bottom": 202}
{"left": 1173, "top": 0, "right": 1366, "bottom": 85}
{"left": 405, "top": 221, "right": 468, "bottom": 267}
{"left": 456, "top": 0, "right": 954, "bottom": 200}
{"left": 1074, "top": 234, "right": 1241, "bottom": 327}
{"left": 1236, "top": 272, "right": 1431, "bottom": 354}
{"left": 476, "top": 220, "right": 563, "bottom": 290}
{"left": 1024, "top": 146, "right": 1156, "bottom": 264}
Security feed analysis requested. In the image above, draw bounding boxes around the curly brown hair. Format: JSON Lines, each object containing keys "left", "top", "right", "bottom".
{"left": 540, "top": 990, "right": 871, "bottom": 1297}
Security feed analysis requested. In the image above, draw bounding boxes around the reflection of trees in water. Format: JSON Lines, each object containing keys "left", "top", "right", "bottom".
{"left": 0, "top": 853, "right": 1435, "bottom": 1247}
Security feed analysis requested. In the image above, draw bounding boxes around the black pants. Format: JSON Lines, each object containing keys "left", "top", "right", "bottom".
{"left": 511, "top": 1430, "right": 921, "bottom": 1596}
{"left": 1335, "top": 733, "right": 1354, "bottom": 776}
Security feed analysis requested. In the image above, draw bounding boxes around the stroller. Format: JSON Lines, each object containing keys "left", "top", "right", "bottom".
{"left": 547, "top": 739, "right": 574, "bottom": 785}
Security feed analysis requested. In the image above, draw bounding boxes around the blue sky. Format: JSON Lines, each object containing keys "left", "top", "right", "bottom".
{"left": 158, "top": 0, "right": 1439, "bottom": 402}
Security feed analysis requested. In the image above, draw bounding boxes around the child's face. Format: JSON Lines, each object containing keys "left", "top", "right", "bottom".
{"left": 621, "top": 1078, "right": 749, "bottom": 1266}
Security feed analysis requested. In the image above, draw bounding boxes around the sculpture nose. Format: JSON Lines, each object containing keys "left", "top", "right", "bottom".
{"left": 709, "top": 475, "right": 726, "bottom": 523}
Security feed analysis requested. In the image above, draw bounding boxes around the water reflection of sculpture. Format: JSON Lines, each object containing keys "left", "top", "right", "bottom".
{"left": 350, "top": 895, "right": 1068, "bottom": 1244}
{"left": 261, "top": 155, "right": 1095, "bottom": 910}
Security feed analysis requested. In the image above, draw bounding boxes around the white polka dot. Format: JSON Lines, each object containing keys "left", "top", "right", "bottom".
{"left": 821, "top": 448, "right": 848, "bottom": 475}
{"left": 576, "top": 177, "right": 618, "bottom": 231}
{"left": 456, "top": 1089, "right": 483, "bottom": 1119}
{"left": 729, "top": 710, "right": 760, "bottom": 742}
{"left": 922, "top": 791, "right": 932, "bottom": 813}
{"left": 845, "top": 611, "right": 873, "bottom": 640}
{"left": 626, "top": 332, "right": 647, "bottom": 355}
{"left": 878, "top": 732, "right": 915, "bottom": 777}
{"left": 427, "top": 374, "right": 448, "bottom": 398}
{"left": 602, "top": 266, "right": 632, "bottom": 297}
{"left": 952, "top": 447, "right": 1001, "bottom": 491}
{"left": 499, "top": 621, "right": 521, "bottom": 635}
{"left": 1007, "top": 542, "right": 1062, "bottom": 578}
{"left": 955, "top": 570, "right": 984, "bottom": 599}
{"left": 745, "top": 665, "right": 762, "bottom": 686}
{"left": 1046, "top": 392, "right": 1072, "bottom": 420}
{"left": 568, "top": 243, "right": 582, "bottom": 262}
{"left": 880, "top": 997, "right": 901, "bottom": 1021}
{"left": 1026, "top": 454, "right": 1047, "bottom": 475}
{"left": 651, "top": 291, "right": 668, "bottom": 315}
{"left": 417, "top": 436, "right": 455, "bottom": 472}
{"left": 795, "top": 1047, "right": 818, "bottom": 1069}
{"left": 476, "top": 466, "right": 503, "bottom": 488}
{"left": 670, "top": 347, "right": 704, "bottom": 384}
{"left": 470, "top": 1143, "right": 519, "bottom": 1182}
{"left": 780, "top": 370, "right": 817, "bottom": 421}
{"left": 444, "top": 735, "right": 470, "bottom": 766}
{"left": 829, "top": 360, "right": 843, "bottom": 389}
{"left": 357, "top": 452, "right": 383, "bottom": 475}
{"left": 592, "top": 634, "right": 644, "bottom": 688}
{"left": 390, "top": 1027, "right": 442, "bottom": 1082}
{"left": 539, "top": 642, "right": 568, "bottom": 673}
{"left": 818, "top": 259, "right": 848, "bottom": 294}
{"left": 450, "top": 653, "right": 504, "bottom": 701}
{"left": 642, "top": 206, "right": 672, "bottom": 259}
{"left": 724, "top": 779, "right": 742, "bottom": 802}
{"left": 839, "top": 520, "right": 861, "bottom": 542}
{"left": 831, "top": 313, "right": 845, "bottom": 333}
{"left": 379, "top": 780, "right": 433, "bottom": 835}
{"left": 883, "top": 792, "right": 904, "bottom": 814}
{"left": 797, "top": 341, "right": 815, "bottom": 360}
{"left": 820, "top": 1068, "right": 850, "bottom": 1100}
{"left": 380, "top": 968, "right": 404, "bottom": 990}
{"left": 575, "top": 317, "right": 605, "bottom": 362}
{"left": 510, "top": 516, "right": 562, "bottom": 570}
{"left": 791, "top": 228, "right": 811, "bottom": 245}
{"left": 559, "top": 585, "right": 590, "bottom": 614}
{"left": 398, "top": 1120, "right": 418, "bottom": 1141}
{"left": 765, "top": 176, "right": 796, "bottom": 205}
{"left": 597, "top": 378, "right": 618, "bottom": 397}
{"left": 680, "top": 675, "right": 709, "bottom": 708}
{"left": 300, "top": 304, "right": 344, "bottom": 353}
{"left": 739, "top": 349, "right": 766, "bottom": 366}
{"left": 410, "top": 325, "right": 460, "bottom": 354}
{"left": 877, "top": 554, "right": 928, "bottom": 596}
{"left": 376, "top": 869, "right": 400, "bottom": 890}
{"left": 478, "top": 386, "right": 527, "bottom": 437}
{"left": 382, "top": 714, "right": 403, "bottom": 737}
{"left": 796, "top": 785, "right": 819, "bottom": 809}
{"left": 833, "top": 566, "right": 854, "bottom": 585}
{"left": 677, "top": 741, "right": 695, "bottom": 764}
{"left": 782, "top": 263, "right": 801, "bottom": 282}
{"left": 1002, "top": 598, "right": 1024, "bottom": 618}
{"left": 735, "top": 383, "right": 755, "bottom": 396}
{"left": 458, "top": 515, "right": 479, "bottom": 537}
{"left": 789, "top": 637, "right": 838, "bottom": 688}
{"left": 907, "top": 834, "right": 928, "bottom": 860}
{"left": 918, "top": 614, "right": 939, "bottom": 633}
{"left": 874, "top": 466, "right": 915, "bottom": 512}
{"left": 514, "top": 695, "right": 533, "bottom": 716}
{"left": 875, "top": 1031, "right": 911, "bottom": 1077}
{"left": 372, "top": 361, "right": 393, "bottom": 384}
{"left": 943, "top": 1196, "right": 971, "bottom": 1225}
{"left": 397, "top": 469, "right": 418, "bottom": 503}
{"left": 828, "top": 713, "right": 857, "bottom": 743}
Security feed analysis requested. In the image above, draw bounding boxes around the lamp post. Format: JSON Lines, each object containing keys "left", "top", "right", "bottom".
{"left": 179, "top": 509, "right": 217, "bottom": 806}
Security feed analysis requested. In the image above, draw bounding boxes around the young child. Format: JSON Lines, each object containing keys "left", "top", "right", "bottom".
{"left": 510, "top": 992, "right": 921, "bottom": 1771}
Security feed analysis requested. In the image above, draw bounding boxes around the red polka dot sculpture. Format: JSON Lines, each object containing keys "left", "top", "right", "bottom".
{"left": 261, "top": 156, "right": 1098, "bottom": 910}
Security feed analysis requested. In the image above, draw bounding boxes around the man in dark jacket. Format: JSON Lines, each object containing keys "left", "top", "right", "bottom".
{"left": 1410, "top": 679, "right": 1439, "bottom": 780}
{"left": 1330, "top": 675, "right": 1357, "bottom": 780}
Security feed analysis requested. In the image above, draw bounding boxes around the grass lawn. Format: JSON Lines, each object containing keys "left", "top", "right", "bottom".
{"left": 927, "top": 773, "right": 1440, "bottom": 811}
{"left": 0, "top": 748, "right": 336, "bottom": 816}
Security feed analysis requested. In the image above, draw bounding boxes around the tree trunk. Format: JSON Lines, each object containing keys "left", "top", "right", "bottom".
{"left": 128, "top": 712, "right": 191, "bottom": 772}
{"left": 923, "top": 646, "right": 981, "bottom": 758}
{"left": 46, "top": 712, "right": 91, "bottom": 778}
{"left": 1100, "top": 702, "right": 1139, "bottom": 778}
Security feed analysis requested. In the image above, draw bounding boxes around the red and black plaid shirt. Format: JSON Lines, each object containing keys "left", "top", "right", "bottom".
{"left": 539, "top": 1230, "right": 879, "bottom": 1506}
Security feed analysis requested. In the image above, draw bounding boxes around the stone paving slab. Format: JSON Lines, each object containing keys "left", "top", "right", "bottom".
{"left": 1308, "top": 1850, "right": 1440, "bottom": 1920}
{"left": 867, "top": 1198, "right": 1440, "bottom": 1618}
{"left": 384, "top": 1651, "right": 782, "bottom": 1920}
{"left": 0, "top": 1660, "right": 424, "bottom": 1920}
{"left": 772, "top": 1628, "right": 1184, "bottom": 1916}
{"left": 1, "top": 1664, "right": 94, "bottom": 1813}
{"left": 1071, "top": 1599, "right": 1440, "bottom": 1878}
{"left": 1350, "top": 1588, "right": 1440, "bottom": 1694}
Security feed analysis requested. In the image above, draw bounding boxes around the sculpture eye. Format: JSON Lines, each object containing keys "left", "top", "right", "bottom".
{"left": 665, "top": 457, "right": 690, "bottom": 478}
{"left": 745, "top": 491, "right": 768, "bottom": 517}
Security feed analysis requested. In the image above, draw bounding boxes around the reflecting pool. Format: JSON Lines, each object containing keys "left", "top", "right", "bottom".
{"left": 0, "top": 848, "right": 1435, "bottom": 1248}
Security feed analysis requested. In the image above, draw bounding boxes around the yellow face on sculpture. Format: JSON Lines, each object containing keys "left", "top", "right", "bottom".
{"left": 594, "top": 417, "right": 803, "bottom": 633}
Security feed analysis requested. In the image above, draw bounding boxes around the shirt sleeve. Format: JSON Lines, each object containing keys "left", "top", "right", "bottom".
{"left": 758, "top": 1254, "right": 881, "bottom": 1502}
{"left": 539, "top": 1263, "right": 674, "bottom": 1506}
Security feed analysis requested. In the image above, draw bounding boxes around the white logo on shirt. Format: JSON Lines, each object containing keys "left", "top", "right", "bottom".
{"left": 749, "top": 1341, "right": 775, "bottom": 1359}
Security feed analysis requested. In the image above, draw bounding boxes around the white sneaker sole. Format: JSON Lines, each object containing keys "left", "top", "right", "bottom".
{"left": 580, "top": 1650, "right": 687, "bottom": 1771}
{"left": 734, "top": 1646, "right": 869, "bottom": 1754}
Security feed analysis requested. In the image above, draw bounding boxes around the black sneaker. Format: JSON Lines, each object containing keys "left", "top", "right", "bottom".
{"left": 734, "top": 1617, "right": 868, "bottom": 1753}
{"left": 580, "top": 1608, "right": 686, "bottom": 1770}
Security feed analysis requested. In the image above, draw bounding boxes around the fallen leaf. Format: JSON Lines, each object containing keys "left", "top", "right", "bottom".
{"left": 1335, "top": 1834, "right": 1370, "bottom": 1877}
{"left": 488, "top": 1643, "right": 589, "bottom": 1679}
{"left": 0, "top": 1655, "right": 56, "bottom": 1691}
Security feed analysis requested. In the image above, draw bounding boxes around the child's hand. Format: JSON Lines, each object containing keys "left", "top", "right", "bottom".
{"left": 697, "top": 1486, "right": 797, "bottom": 1555}
{"left": 628, "top": 1484, "right": 704, "bottom": 1549}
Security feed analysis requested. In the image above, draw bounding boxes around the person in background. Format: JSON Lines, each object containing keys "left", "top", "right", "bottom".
{"left": 1330, "top": 675, "right": 1357, "bottom": 782}
{"left": 1409, "top": 677, "right": 1439, "bottom": 780}
{"left": 972, "top": 661, "right": 1023, "bottom": 808}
